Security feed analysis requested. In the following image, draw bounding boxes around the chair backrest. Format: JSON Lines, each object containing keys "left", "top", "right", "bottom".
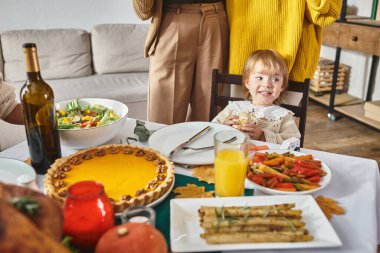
{"left": 209, "top": 69, "right": 310, "bottom": 147}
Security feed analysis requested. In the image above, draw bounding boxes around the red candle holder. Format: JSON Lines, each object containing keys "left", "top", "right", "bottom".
{"left": 63, "top": 181, "right": 114, "bottom": 250}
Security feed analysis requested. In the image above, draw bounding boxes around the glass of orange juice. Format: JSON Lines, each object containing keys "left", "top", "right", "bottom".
{"left": 214, "top": 130, "right": 249, "bottom": 197}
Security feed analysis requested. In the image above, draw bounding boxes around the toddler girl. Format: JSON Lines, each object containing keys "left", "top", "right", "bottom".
{"left": 212, "top": 49, "right": 301, "bottom": 144}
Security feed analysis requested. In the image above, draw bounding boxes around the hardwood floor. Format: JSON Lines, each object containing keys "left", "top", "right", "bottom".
{"left": 304, "top": 101, "right": 380, "bottom": 166}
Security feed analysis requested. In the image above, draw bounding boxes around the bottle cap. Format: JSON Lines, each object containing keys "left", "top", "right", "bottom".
{"left": 23, "top": 43, "right": 36, "bottom": 48}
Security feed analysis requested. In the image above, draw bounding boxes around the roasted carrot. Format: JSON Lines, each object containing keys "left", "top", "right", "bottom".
{"left": 273, "top": 187, "right": 296, "bottom": 192}
{"left": 254, "top": 145, "right": 270, "bottom": 151}
{"left": 263, "top": 156, "right": 285, "bottom": 167}
{"left": 295, "top": 159, "right": 321, "bottom": 169}
{"left": 306, "top": 175, "right": 321, "bottom": 183}
{"left": 267, "top": 177, "right": 278, "bottom": 188}
{"left": 304, "top": 169, "right": 322, "bottom": 177}
{"left": 294, "top": 154, "right": 313, "bottom": 160}
{"left": 252, "top": 153, "right": 267, "bottom": 163}
{"left": 248, "top": 144, "right": 269, "bottom": 151}
{"left": 275, "top": 182, "right": 293, "bottom": 188}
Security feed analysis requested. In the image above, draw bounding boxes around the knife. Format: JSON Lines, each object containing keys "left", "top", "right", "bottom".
{"left": 168, "top": 126, "right": 211, "bottom": 159}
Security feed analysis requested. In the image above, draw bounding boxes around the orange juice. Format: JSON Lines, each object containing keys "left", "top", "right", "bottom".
{"left": 214, "top": 149, "right": 248, "bottom": 197}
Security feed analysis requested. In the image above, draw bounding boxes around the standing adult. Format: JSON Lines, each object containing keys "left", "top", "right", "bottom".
{"left": 226, "top": 0, "right": 342, "bottom": 82}
{"left": 0, "top": 72, "right": 23, "bottom": 124}
{"left": 132, "top": 0, "right": 229, "bottom": 124}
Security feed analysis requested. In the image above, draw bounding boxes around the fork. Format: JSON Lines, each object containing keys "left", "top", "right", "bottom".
{"left": 182, "top": 136, "right": 237, "bottom": 151}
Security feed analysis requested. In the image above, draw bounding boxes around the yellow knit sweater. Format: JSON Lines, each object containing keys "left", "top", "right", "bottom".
{"left": 226, "top": 0, "right": 342, "bottom": 81}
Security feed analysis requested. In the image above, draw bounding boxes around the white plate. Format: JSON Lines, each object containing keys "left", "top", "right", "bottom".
{"left": 248, "top": 149, "right": 332, "bottom": 195}
{"left": 149, "top": 122, "right": 239, "bottom": 165}
{"left": 115, "top": 178, "right": 175, "bottom": 216}
{"left": 170, "top": 195, "right": 342, "bottom": 252}
{"left": 0, "top": 157, "right": 36, "bottom": 185}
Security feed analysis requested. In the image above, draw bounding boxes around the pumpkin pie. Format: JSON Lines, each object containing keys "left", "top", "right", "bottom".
{"left": 44, "top": 144, "right": 174, "bottom": 213}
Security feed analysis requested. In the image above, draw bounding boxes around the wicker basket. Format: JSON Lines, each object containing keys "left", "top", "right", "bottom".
{"left": 310, "top": 58, "right": 350, "bottom": 95}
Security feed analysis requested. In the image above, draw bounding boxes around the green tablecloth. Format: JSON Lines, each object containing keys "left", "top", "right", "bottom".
{"left": 153, "top": 173, "right": 254, "bottom": 249}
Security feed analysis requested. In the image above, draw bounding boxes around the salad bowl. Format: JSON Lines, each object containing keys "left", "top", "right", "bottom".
{"left": 55, "top": 98, "right": 128, "bottom": 149}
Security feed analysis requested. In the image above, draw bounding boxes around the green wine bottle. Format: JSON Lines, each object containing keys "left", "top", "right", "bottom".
{"left": 20, "top": 43, "right": 61, "bottom": 174}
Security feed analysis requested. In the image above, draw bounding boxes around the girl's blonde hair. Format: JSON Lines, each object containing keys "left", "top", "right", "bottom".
{"left": 242, "top": 49, "right": 289, "bottom": 104}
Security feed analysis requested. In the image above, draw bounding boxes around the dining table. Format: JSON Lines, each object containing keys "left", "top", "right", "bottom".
{"left": 1, "top": 117, "right": 379, "bottom": 253}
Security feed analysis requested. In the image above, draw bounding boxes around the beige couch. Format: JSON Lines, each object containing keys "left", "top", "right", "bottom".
{"left": 0, "top": 24, "right": 149, "bottom": 151}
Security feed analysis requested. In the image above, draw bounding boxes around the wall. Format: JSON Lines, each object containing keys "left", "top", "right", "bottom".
{"left": 0, "top": 0, "right": 147, "bottom": 32}
{"left": 320, "top": 0, "right": 380, "bottom": 100}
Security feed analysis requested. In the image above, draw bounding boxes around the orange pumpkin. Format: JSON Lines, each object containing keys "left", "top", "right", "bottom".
{"left": 95, "top": 223, "right": 167, "bottom": 253}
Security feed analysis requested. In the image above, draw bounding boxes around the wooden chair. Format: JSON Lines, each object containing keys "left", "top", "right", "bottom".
{"left": 209, "top": 69, "right": 310, "bottom": 147}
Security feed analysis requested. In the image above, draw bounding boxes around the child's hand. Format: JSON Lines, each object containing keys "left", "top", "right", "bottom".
{"left": 224, "top": 115, "right": 239, "bottom": 127}
{"left": 241, "top": 123, "right": 265, "bottom": 141}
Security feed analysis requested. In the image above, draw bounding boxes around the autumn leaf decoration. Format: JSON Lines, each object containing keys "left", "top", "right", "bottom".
{"left": 315, "top": 195, "right": 345, "bottom": 220}
{"left": 173, "top": 184, "right": 214, "bottom": 198}
{"left": 24, "top": 158, "right": 32, "bottom": 165}
{"left": 192, "top": 166, "right": 214, "bottom": 184}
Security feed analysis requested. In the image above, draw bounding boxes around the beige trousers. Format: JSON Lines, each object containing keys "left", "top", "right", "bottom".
{"left": 148, "top": 2, "right": 228, "bottom": 124}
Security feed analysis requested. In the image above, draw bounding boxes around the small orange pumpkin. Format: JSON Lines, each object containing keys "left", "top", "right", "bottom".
{"left": 95, "top": 223, "right": 167, "bottom": 253}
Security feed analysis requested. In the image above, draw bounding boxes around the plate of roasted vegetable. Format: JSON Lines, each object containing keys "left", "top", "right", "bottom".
{"left": 246, "top": 150, "right": 331, "bottom": 195}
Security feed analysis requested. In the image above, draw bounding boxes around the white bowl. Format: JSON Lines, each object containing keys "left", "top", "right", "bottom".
{"left": 55, "top": 98, "right": 128, "bottom": 149}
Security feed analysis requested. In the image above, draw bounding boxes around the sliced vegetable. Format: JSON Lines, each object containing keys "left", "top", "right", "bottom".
{"left": 306, "top": 175, "right": 321, "bottom": 183}
{"left": 263, "top": 156, "right": 285, "bottom": 167}
{"left": 294, "top": 154, "right": 313, "bottom": 160}
{"left": 293, "top": 183, "right": 320, "bottom": 191}
{"left": 289, "top": 165, "right": 315, "bottom": 175}
{"left": 284, "top": 157, "right": 296, "bottom": 166}
{"left": 267, "top": 177, "right": 278, "bottom": 188}
{"left": 66, "top": 98, "right": 81, "bottom": 112}
{"left": 248, "top": 145, "right": 269, "bottom": 152}
{"left": 273, "top": 187, "right": 296, "bottom": 192}
{"left": 252, "top": 153, "right": 267, "bottom": 164}
{"left": 304, "top": 169, "right": 322, "bottom": 177}
{"left": 258, "top": 164, "right": 291, "bottom": 179}
{"left": 275, "top": 183, "right": 293, "bottom": 188}
{"left": 295, "top": 159, "right": 321, "bottom": 170}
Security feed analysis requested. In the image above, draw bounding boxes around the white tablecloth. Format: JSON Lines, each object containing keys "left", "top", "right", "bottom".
{"left": 1, "top": 118, "right": 379, "bottom": 253}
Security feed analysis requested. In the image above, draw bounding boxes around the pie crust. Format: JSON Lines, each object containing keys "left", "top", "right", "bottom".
{"left": 44, "top": 144, "right": 174, "bottom": 213}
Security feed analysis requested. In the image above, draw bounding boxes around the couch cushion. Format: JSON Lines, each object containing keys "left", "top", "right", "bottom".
{"left": 92, "top": 24, "right": 149, "bottom": 74}
{"left": 51, "top": 73, "right": 148, "bottom": 104}
{"left": 1, "top": 29, "right": 92, "bottom": 82}
{"left": 0, "top": 120, "right": 25, "bottom": 151}
{"left": 8, "top": 72, "right": 148, "bottom": 105}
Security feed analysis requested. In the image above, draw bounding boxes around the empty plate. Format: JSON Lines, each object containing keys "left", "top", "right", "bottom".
{"left": 0, "top": 157, "right": 36, "bottom": 186}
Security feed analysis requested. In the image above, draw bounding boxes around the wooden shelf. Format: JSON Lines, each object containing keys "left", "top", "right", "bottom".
{"left": 309, "top": 93, "right": 380, "bottom": 130}
{"left": 335, "top": 104, "right": 380, "bottom": 130}
{"left": 346, "top": 18, "right": 380, "bottom": 27}
{"left": 317, "top": 1, "right": 380, "bottom": 131}
{"left": 309, "top": 93, "right": 363, "bottom": 106}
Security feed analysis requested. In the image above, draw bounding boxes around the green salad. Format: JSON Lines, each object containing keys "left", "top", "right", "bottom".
{"left": 56, "top": 99, "right": 120, "bottom": 129}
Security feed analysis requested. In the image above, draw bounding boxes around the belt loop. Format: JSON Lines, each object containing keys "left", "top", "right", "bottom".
{"left": 213, "top": 3, "right": 218, "bottom": 13}
{"left": 200, "top": 3, "right": 215, "bottom": 14}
